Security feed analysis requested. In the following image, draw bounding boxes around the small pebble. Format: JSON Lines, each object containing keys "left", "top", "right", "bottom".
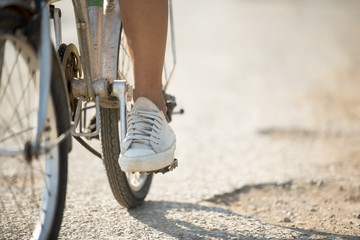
{"left": 284, "top": 217, "right": 291, "bottom": 223}
{"left": 310, "top": 179, "right": 323, "bottom": 186}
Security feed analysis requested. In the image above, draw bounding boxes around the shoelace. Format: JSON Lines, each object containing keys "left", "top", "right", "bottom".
{"left": 125, "top": 110, "right": 163, "bottom": 146}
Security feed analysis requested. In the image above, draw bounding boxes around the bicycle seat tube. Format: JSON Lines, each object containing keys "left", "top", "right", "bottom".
{"left": 70, "top": 0, "right": 128, "bottom": 142}
{"left": 72, "top": 0, "right": 122, "bottom": 101}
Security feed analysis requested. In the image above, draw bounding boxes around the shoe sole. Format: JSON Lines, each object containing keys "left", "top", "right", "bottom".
{"left": 119, "top": 142, "right": 176, "bottom": 172}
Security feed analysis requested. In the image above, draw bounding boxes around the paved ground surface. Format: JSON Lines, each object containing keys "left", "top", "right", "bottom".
{"left": 54, "top": 0, "right": 360, "bottom": 239}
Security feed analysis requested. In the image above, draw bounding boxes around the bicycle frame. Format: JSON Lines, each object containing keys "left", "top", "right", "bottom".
{"left": 69, "top": 0, "right": 127, "bottom": 143}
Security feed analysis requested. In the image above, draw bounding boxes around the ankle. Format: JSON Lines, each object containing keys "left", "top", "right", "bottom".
{"left": 133, "top": 92, "right": 167, "bottom": 114}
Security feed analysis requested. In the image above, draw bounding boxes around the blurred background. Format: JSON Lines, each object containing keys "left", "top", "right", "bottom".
{"left": 55, "top": 0, "right": 360, "bottom": 237}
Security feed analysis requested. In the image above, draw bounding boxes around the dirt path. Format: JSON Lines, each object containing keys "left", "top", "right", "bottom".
{"left": 207, "top": 178, "right": 360, "bottom": 237}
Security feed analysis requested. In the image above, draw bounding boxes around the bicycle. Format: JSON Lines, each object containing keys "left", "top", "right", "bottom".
{"left": 0, "top": 0, "right": 182, "bottom": 239}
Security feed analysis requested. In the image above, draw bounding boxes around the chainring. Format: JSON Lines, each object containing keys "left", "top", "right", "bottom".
{"left": 57, "top": 43, "right": 82, "bottom": 120}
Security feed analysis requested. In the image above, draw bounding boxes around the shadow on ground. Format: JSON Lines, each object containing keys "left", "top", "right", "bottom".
{"left": 128, "top": 201, "right": 358, "bottom": 239}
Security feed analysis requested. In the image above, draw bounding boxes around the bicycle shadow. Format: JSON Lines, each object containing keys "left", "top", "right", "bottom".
{"left": 128, "top": 201, "right": 359, "bottom": 240}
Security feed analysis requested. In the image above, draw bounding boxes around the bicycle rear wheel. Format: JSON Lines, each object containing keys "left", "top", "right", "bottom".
{"left": 100, "top": 30, "right": 153, "bottom": 208}
{"left": 0, "top": 8, "right": 69, "bottom": 239}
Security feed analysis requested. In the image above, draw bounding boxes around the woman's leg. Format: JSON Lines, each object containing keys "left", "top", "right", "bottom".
{"left": 118, "top": 0, "right": 168, "bottom": 113}
{"left": 117, "top": 0, "right": 176, "bottom": 172}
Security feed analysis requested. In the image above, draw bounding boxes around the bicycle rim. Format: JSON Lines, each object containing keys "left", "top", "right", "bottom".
{"left": 0, "top": 33, "right": 61, "bottom": 239}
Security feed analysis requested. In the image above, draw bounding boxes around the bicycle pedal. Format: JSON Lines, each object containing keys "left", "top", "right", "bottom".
{"left": 149, "top": 158, "right": 178, "bottom": 174}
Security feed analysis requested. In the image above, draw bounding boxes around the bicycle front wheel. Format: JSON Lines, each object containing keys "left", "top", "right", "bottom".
{"left": 0, "top": 8, "right": 69, "bottom": 239}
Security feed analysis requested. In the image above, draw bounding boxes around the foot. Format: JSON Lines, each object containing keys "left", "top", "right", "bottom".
{"left": 119, "top": 97, "right": 176, "bottom": 172}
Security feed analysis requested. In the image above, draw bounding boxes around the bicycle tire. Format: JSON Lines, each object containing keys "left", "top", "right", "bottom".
{"left": 0, "top": 7, "right": 69, "bottom": 239}
{"left": 100, "top": 30, "right": 153, "bottom": 209}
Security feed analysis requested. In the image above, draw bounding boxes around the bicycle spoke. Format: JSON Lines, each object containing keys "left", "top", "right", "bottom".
{"left": 6, "top": 184, "right": 25, "bottom": 217}
{"left": 0, "top": 99, "right": 25, "bottom": 141}
{"left": 0, "top": 57, "right": 35, "bottom": 146}
{"left": 1, "top": 163, "right": 31, "bottom": 194}
{"left": 29, "top": 159, "right": 51, "bottom": 196}
{"left": 120, "top": 42, "right": 125, "bottom": 78}
{"left": 119, "top": 38, "right": 131, "bottom": 81}
{"left": 20, "top": 164, "right": 29, "bottom": 192}
{"left": 29, "top": 165, "right": 40, "bottom": 209}
{"left": 35, "top": 158, "right": 51, "bottom": 194}
{"left": 0, "top": 43, "right": 36, "bottom": 143}
{"left": 0, "top": 165, "right": 28, "bottom": 207}
{"left": 8, "top": 160, "right": 27, "bottom": 186}
{"left": 1, "top": 164, "right": 27, "bottom": 217}
{"left": 0, "top": 39, "right": 5, "bottom": 82}
{"left": 15, "top": 50, "right": 27, "bottom": 128}
{"left": 4, "top": 73, "right": 34, "bottom": 140}
{"left": 5, "top": 107, "right": 36, "bottom": 130}
{"left": 0, "top": 40, "right": 7, "bottom": 96}
{"left": 0, "top": 115, "right": 26, "bottom": 148}
{"left": 0, "top": 49, "right": 20, "bottom": 107}
{"left": 1, "top": 107, "right": 36, "bottom": 135}
{"left": 1, "top": 163, "right": 41, "bottom": 214}
{"left": 0, "top": 127, "right": 33, "bottom": 144}
{"left": 0, "top": 56, "right": 9, "bottom": 104}
{"left": 0, "top": 155, "right": 24, "bottom": 167}
{"left": 8, "top": 62, "right": 25, "bottom": 130}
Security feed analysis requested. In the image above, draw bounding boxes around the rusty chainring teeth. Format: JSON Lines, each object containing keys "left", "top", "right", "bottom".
{"left": 57, "top": 43, "right": 82, "bottom": 120}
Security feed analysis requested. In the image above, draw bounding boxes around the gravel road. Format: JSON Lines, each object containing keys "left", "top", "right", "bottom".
{"left": 53, "top": 0, "right": 360, "bottom": 239}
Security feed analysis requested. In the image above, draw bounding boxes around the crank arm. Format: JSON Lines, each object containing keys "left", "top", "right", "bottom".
{"left": 111, "top": 80, "right": 129, "bottom": 144}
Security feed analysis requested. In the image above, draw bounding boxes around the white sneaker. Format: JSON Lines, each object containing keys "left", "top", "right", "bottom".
{"left": 119, "top": 97, "right": 176, "bottom": 172}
